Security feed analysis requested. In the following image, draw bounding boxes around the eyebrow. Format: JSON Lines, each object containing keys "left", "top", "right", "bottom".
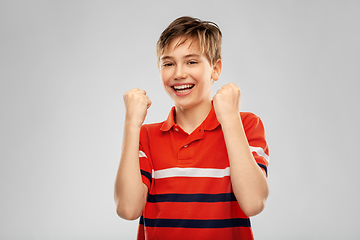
{"left": 160, "top": 54, "right": 201, "bottom": 61}
{"left": 184, "top": 54, "right": 201, "bottom": 58}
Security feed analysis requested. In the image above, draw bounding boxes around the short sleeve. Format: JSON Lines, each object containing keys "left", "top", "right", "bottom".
{"left": 139, "top": 125, "right": 153, "bottom": 190}
{"left": 241, "top": 113, "right": 269, "bottom": 177}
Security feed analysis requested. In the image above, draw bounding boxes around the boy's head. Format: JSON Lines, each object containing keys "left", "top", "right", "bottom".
{"left": 156, "top": 16, "right": 222, "bottom": 66}
{"left": 157, "top": 16, "right": 223, "bottom": 111}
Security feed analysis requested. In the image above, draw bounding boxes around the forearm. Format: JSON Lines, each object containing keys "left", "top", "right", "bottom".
{"left": 221, "top": 114, "right": 269, "bottom": 217}
{"left": 114, "top": 122, "right": 147, "bottom": 220}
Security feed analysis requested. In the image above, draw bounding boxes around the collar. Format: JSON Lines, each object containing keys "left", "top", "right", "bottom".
{"left": 160, "top": 102, "right": 220, "bottom": 132}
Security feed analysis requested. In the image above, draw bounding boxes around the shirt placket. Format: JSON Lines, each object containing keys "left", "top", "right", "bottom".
{"left": 174, "top": 126, "right": 204, "bottom": 165}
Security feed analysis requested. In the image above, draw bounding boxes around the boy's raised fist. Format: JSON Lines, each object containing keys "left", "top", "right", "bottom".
{"left": 213, "top": 82, "right": 241, "bottom": 125}
{"left": 123, "top": 88, "right": 152, "bottom": 127}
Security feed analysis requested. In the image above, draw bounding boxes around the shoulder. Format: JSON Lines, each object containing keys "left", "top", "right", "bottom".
{"left": 139, "top": 122, "right": 165, "bottom": 146}
{"left": 240, "top": 112, "right": 265, "bottom": 132}
{"left": 141, "top": 121, "right": 165, "bottom": 130}
{"left": 140, "top": 121, "right": 166, "bottom": 136}
{"left": 240, "top": 112, "right": 261, "bottom": 124}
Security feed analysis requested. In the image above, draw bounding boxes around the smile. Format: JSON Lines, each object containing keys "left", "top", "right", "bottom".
{"left": 172, "top": 84, "right": 195, "bottom": 93}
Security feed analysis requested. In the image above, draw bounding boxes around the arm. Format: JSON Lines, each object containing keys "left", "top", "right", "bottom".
{"left": 213, "top": 83, "right": 269, "bottom": 217}
{"left": 114, "top": 88, "right": 151, "bottom": 220}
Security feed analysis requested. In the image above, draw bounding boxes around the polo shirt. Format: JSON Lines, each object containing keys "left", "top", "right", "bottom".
{"left": 137, "top": 104, "right": 269, "bottom": 240}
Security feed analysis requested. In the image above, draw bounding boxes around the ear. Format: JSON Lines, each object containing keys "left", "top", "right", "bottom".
{"left": 211, "top": 59, "right": 222, "bottom": 81}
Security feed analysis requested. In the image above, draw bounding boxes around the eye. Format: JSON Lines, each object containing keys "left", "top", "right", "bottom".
{"left": 163, "top": 62, "right": 174, "bottom": 67}
{"left": 187, "top": 60, "right": 198, "bottom": 65}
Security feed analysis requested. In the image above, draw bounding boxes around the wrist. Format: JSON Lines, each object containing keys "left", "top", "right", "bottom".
{"left": 124, "top": 119, "right": 142, "bottom": 131}
{"left": 218, "top": 112, "right": 241, "bottom": 126}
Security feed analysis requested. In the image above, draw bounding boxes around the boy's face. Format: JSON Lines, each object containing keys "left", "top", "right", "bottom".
{"left": 159, "top": 36, "right": 221, "bottom": 111}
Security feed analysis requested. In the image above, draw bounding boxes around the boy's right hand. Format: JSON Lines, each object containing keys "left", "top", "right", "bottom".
{"left": 123, "top": 88, "right": 152, "bottom": 128}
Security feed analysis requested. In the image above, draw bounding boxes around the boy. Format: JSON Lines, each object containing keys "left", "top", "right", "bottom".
{"left": 115, "top": 16, "right": 269, "bottom": 240}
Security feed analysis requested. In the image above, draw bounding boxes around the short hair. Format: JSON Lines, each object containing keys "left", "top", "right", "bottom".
{"left": 156, "top": 16, "right": 222, "bottom": 66}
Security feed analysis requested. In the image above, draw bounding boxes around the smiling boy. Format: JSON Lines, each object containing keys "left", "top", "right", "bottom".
{"left": 115, "top": 16, "right": 269, "bottom": 240}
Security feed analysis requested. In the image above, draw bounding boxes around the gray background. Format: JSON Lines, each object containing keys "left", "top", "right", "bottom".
{"left": 1, "top": 0, "right": 359, "bottom": 239}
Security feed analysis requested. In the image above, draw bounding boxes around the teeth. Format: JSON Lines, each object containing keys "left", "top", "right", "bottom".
{"left": 176, "top": 89, "right": 190, "bottom": 93}
{"left": 173, "top": 84, "right": 194, "bottom": 90}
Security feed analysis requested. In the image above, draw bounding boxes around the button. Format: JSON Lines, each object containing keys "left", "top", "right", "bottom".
{"left": 184, "top": 144, "right": 188, "bottom": 148}
{"left": 174, "top": 127, "right": 179, "bottom": 132}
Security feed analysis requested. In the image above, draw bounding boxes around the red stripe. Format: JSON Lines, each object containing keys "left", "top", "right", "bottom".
{"left": 140, "top": 226, "right": 254, "bottom": 240}
{"left": 144, "top": 201, "right": 247, "bottom": 219}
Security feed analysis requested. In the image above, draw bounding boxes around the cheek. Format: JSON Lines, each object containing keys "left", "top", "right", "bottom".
{"left": 160, "top": 70, "right": 171, "bottom": 84}
{"left": 194, "top": 67, "right": 212, "bottom": 83}
{"left": 159, "top": 75, "right": 166, "bottom": 87}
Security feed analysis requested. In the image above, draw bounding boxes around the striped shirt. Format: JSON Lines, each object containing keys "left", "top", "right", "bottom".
{"left": 137, "top": 105, "right": 269, "bottom": 240}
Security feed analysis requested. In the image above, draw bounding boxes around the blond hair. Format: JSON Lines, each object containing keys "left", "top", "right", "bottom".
{"left": 156, "top": 16, "right": 222, "bottom": 66}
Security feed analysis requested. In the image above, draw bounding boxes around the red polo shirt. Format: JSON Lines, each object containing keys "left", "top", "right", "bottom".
{"left": 137, "top": 105, "right": 269, "bottom": 240}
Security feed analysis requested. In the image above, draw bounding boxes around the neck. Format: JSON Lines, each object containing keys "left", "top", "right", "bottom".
{"left": 174, "top": 100, "right": 212, "bottom": 134}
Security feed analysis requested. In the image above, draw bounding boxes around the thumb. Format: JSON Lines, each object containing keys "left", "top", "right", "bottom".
{"left": 147, "top": 99, "right": 152, "bottom": 109}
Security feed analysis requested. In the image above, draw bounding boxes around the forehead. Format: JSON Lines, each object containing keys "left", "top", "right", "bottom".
{"left": 163, "top": 36, "right": 201, "bottom": 56}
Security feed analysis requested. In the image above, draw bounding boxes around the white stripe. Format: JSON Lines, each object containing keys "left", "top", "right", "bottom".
{"left": 139, "top": 150, "right": 147, "bottom": 158}
{"left": 153, "top": 167, "right": 230, "bottom": 179}
{"left": 250, "top": 146, "right": 269, "bottom": 162}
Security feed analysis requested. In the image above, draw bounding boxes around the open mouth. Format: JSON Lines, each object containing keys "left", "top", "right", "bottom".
{"left": 172, "top": 84, "right": 195, "bottom": 93}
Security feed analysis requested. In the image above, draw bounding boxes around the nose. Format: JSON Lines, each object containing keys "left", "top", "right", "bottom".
{"left": 174, "top": 65, "right": 187, "bottom": 80}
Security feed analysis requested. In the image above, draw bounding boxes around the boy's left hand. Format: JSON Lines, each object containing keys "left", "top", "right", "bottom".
{"left": 213, "top": 82, "right": 241, "bottom": 125}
